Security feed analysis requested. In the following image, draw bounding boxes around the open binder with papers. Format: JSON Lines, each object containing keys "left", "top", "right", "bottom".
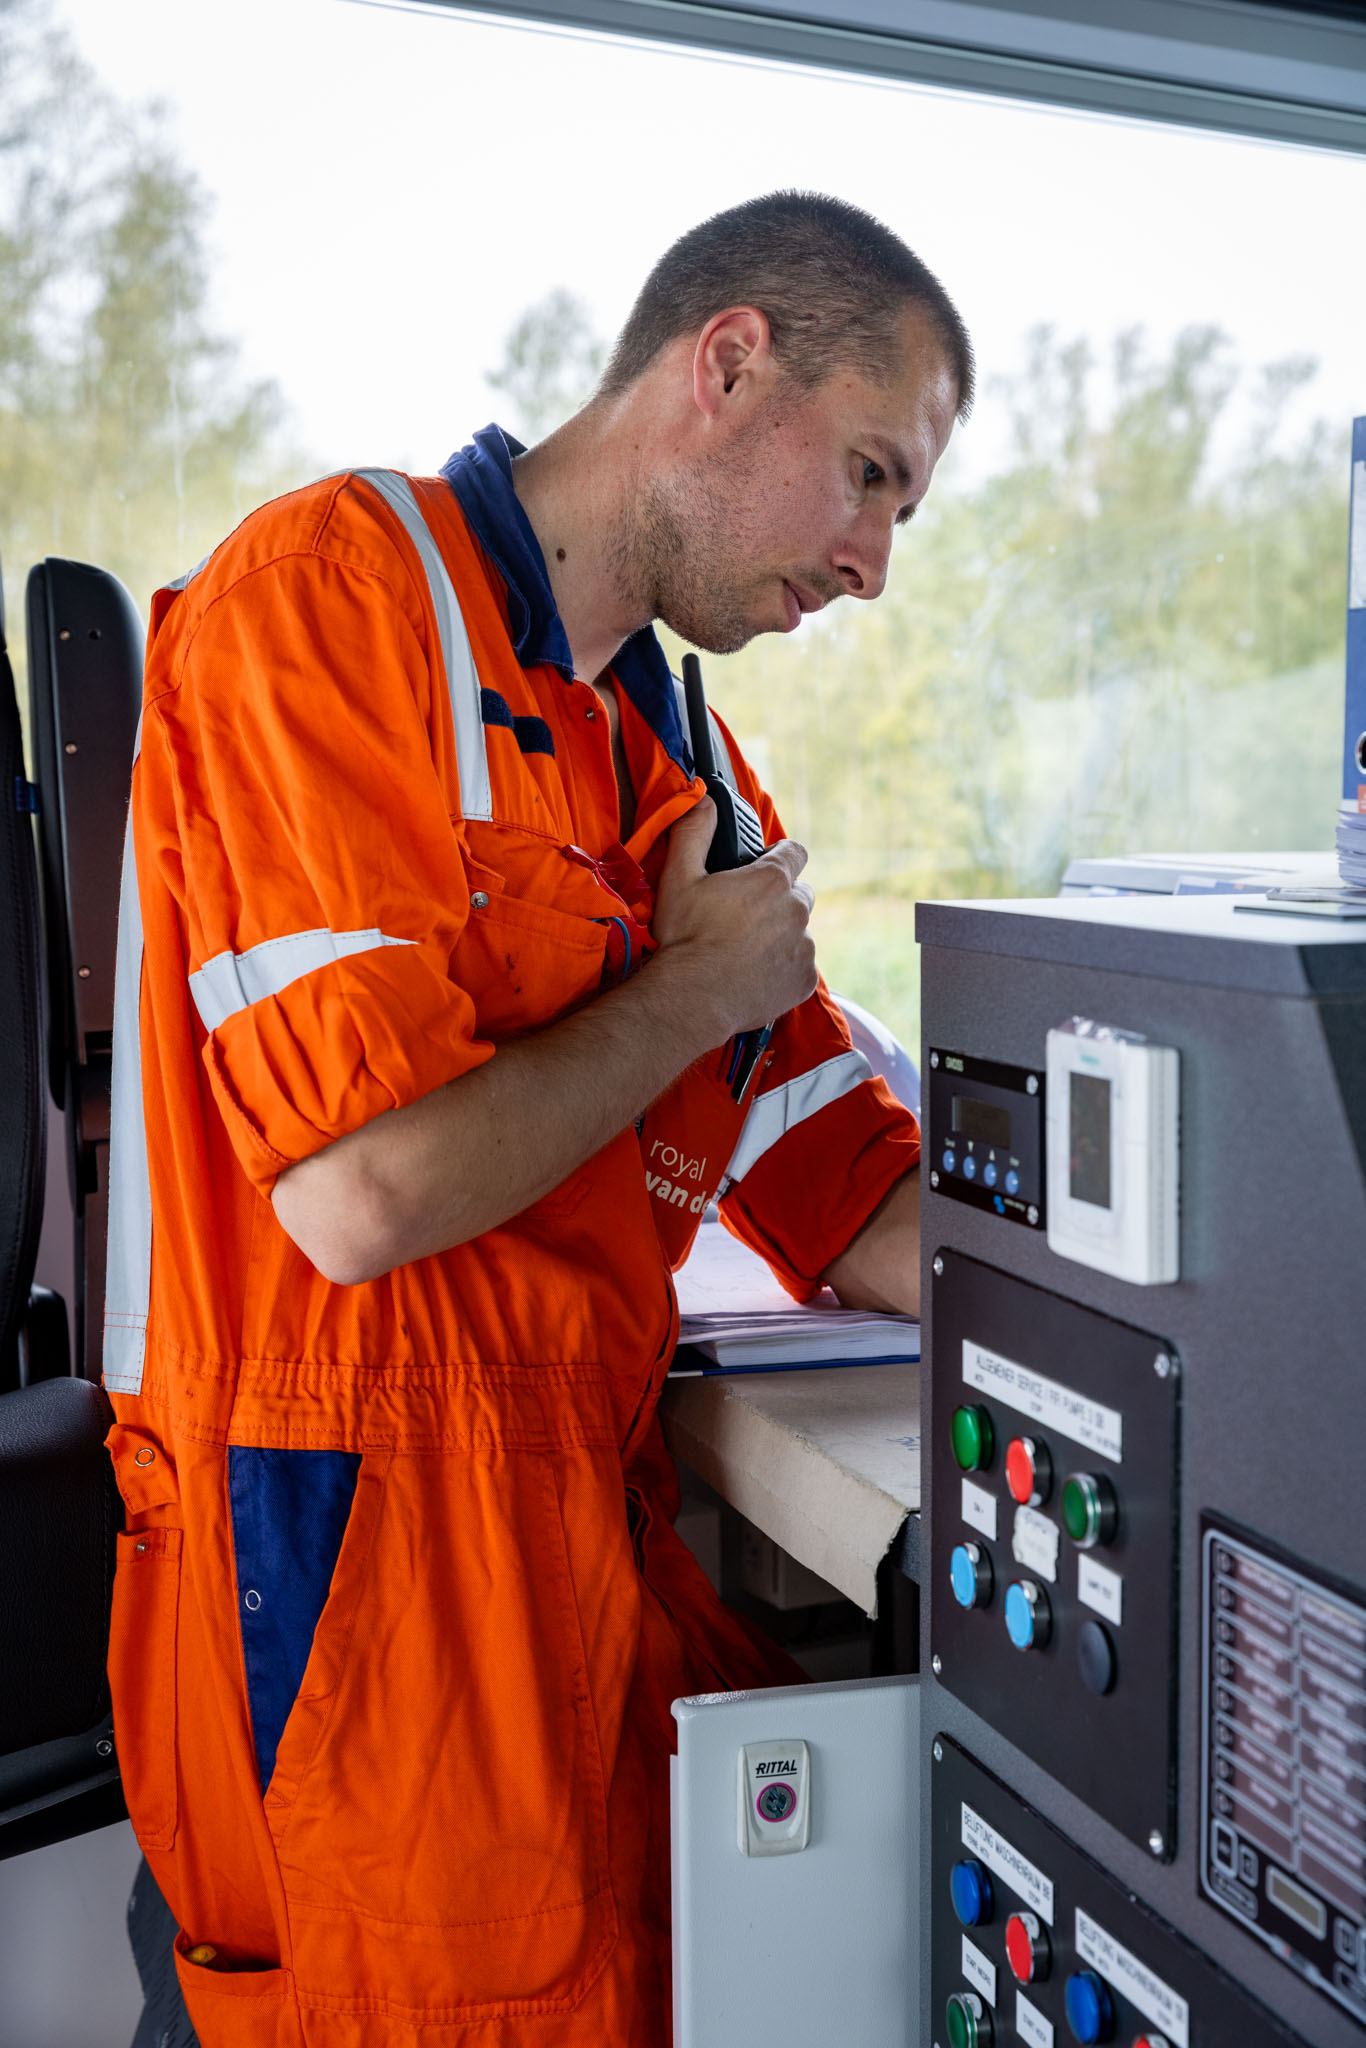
{"left": 671, "top": 1215, "right": 920, "bottom": 1375}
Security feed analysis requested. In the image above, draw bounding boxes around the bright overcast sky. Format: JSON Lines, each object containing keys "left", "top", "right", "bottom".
{"left": 53, "top": 0, "right": 1366, "bottom": 477}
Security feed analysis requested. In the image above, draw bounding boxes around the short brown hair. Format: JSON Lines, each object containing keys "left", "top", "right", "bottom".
{"left": 601, "top": 190, "right": 974, "bottom": 417}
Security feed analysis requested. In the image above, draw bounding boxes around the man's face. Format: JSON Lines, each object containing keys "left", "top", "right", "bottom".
{"left": 635, "top": 308, "right": 960, "bottom": 655}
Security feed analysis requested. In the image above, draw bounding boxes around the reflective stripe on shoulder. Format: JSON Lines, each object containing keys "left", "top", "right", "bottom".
{"left": 104, "top": 726, "right": 151, "bottom": 1396}
{"left": 165, "top": 554, "right": 212, "bottom": 593}
{"left": 672, "top": 675, "right": 738, "bottom": 793}
{"left": 723, "top": 1048, "right": 873, "bottom": 1185}
{"left": 353, "top": 468, "right": 493, "bottom": 823}
{"left": 189, "top": 927, "right": 416, "bottom": 1032}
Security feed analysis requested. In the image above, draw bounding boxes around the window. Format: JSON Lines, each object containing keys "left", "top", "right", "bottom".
{"left": 7, "top": 0, "right": 1363, "bottom": 1050}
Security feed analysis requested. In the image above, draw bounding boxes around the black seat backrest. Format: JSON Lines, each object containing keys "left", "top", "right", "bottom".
{"left": 0, "top": 571, "right": 47, "bottom": 1392}
{"left": 26, "top": 559, "right": 144, "bottom": 1379}
{"left": 0, "top": 555, "right": 143, "bottom": 1858}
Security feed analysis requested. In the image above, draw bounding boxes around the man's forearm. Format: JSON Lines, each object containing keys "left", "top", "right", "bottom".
{"left": 821, "top": 1168, "right": 921, "bottom": 1318}
{"left": 272, "top": 957, "right": 729, "bottom": 1285}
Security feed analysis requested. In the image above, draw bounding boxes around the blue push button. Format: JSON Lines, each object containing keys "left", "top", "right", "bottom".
{"left": 950, "top": 1542, "right": 992, "bottom": 1611}
{"left": 983, "top": 1161, "right": 998, "bottom": 1188}
{"left": 1005, "top": 1580, "right": 1050, "bottom": 1651}
{"left": 963, "top": 1155, "right": 977, "bottom": 1180}
{"left": 950, "top": 1856, "right": 993, "bottom": 1928}
{"left": 1064, "top": 1970, "right": 1113, "bottom": 2043}
{"left": 942, "top": 1151, "right": 957, "bottom": 1174}
{"left": 1005, "top": 1169, "right": 1020, "bottom": 1195}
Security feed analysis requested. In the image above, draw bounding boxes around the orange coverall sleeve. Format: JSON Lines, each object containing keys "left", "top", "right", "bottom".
{"left": 707, "top": 710, "right": 922, "bottom": 1300}
{"left": 151, "top": 547, "right": 493, "bottom": 1194}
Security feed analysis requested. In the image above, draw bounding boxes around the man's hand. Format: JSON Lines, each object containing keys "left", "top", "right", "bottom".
{"left": 649, "top": 797, "right": 818, "bottom": 1037}
{"left": 272, "top": 797, "right": 817, "bottom": 1284}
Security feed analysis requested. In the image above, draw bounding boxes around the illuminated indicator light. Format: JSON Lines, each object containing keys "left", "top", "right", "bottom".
{"left": 1062, "top": 1473, "right": 1118, "bottom": 1549}
{"left": 1005, "top": 1436, "right": 1052, "bottom": 1507}
{"left": 949, "top": 1857, "right": 993, "bottom": 1928}
{"left": 1064, "top": 1970, "right": 1114, "bottom": 2044}
{"left": 1133, "top": 2037, "right": 1171, "bottom": 2048}
{"left": 950, "top": 1542, "right": 994, "bottom": 1611}
{"left": 946, "top": 1990, "right": 993, "bottom": 2048}
{"left": 1005, "top": 1910, "right": 1050, "bottom": 1983}
{"left": 952, "top": 1405, "right": 994, "bottom": 1473}
{"left": 1005, "top": 1580, "right": 1051, "bottom": 1651}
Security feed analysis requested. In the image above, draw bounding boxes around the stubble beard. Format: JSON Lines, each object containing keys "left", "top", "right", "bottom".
{"left": 616, "top": 449, "right": 772, "bottom": 657}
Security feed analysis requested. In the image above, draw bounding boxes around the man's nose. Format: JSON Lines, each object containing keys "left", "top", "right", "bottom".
{"left": 833, "top": 519, "right": 892, "bottom": 602}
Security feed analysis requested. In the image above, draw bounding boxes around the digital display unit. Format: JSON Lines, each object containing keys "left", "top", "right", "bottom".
{"left": 927, "top": 1049, "right": 1043, "bottom": 1229}
{"left": 1069, "top": 1070, "right": 1112, "bottom": 1209}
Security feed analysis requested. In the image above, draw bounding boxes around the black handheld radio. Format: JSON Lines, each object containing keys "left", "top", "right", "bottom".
{"left": 680, "top": 652, "right": 772, "bottom": 1100}
{"left": 681, "top": 653, "right": 766, "bottom": 873}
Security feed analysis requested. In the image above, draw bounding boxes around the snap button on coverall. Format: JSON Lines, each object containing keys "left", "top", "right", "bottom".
{"left": 102, "top": 447, "right": 921, "bottom": 2045}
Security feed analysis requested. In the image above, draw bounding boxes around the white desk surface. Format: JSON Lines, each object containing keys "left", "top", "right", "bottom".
{"left": 659, "top": 1360, "right": 921, "bottom": 1616}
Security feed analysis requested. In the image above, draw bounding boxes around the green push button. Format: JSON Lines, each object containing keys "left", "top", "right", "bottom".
{"left": 951, "top": 1404, "right": 994, "bottom": 1473}
{"left": 946, "top": 1990, "right": 991, "bottom": 2048}
{"left": 1062, "top": 1472, "right": 1117, "bottom": 1548}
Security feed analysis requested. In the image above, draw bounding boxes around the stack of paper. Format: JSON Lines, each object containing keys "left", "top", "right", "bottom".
{"left": 672, "top": 1215, "right": 920, "bottom": 1375}
{"left": 1338, "top": 803, "right": 1366, "bottom": 890}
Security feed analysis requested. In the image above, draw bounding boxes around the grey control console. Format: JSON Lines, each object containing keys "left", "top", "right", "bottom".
{"left": 918, "top": 892, "right": 1366, "bottom": 2048}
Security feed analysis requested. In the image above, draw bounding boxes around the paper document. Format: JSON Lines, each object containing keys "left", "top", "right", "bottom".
{"left": 672, "top": 1216, "right": 920, "bottom": 1374}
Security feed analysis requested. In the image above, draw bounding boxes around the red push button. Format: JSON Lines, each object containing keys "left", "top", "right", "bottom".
{"left": 1005, "top": 1910, "right": 1051, "bottom": 1984}
{"left": 1005, "top": 1436, "right": 1052, "bottom": 1507}
{"left": 1133, "top": 2038, "right": 1171, "bottom": 2048}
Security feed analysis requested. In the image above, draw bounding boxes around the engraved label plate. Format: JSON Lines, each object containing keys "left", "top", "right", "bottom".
{"left": 1016, "top": 1990, "right": 1054, "bottom": 2048}
{"left": 962, "top": 1476, "right": 998, "bottom": 1543}
{"left": 1012, "top": 1505, "right": 1060, "bottom": 1584}
{"left": 962, "top": 1802, "right": 1055, "bottom": 1923}
{"left": 1076, "top": 1909, "right": 1190, "bottom": 2048}
{"left": 962, "top": 1934, "right": 996, "bottom": 2006}
{"left": 963, "top": 1340, "right": 1122, "bottom": 1463}
{"left": 1078, "top": 1554, "right": 1124, "bottom": 1625}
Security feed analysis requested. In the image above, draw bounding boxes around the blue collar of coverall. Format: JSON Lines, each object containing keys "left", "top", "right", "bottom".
{"left": 440, "top": 424, "right": 692, "bottom": 772}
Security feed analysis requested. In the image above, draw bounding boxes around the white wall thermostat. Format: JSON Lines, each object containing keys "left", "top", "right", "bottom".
{"left": 1045, "top": 1018, "right": 1180, "bottom": 1285}
{"left": 738, "top": 1739, "right": 811, "bottom": 1856}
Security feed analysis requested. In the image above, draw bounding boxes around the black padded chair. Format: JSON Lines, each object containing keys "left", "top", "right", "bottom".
{"left": 0, "top": 555, "right": 144, "bottom": 1857}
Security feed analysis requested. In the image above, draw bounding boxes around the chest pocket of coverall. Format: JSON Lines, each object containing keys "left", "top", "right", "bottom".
{"left": 455, "top": 851, "right": 610, "bottom": 1043}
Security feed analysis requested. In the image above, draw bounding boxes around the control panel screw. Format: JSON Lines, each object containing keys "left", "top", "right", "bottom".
{"left": 933, "top": 1740, "right": 944, "bottom": 1763}
{"left": 1026, "top": 1074, "right": 1039, "bottom": 1095}
{"left": 933, "top": 1256, "right": 945, "bottom": 1278}
{"left": 929, "top": 1171, "right": 940, "bottom": 1189}
{"left": 1148, "top": 1829, "right": 1165, "bottom": 1857}
{"left": 1154, "top": 1353, "right": 1171, "bottom": 1379}
{"left": 932, "top": 1654, "right": 943, "bottom": 1676}
{"left": 96, "top": 1739, "right": 113, "bottom": 1757}
{"left": 930, "top": 1051, "right": 940, "bottom": 1069}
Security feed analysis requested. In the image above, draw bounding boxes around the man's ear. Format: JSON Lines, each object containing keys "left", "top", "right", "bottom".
{"left": 691, "top": 306, "right": 773, "bottom": 420}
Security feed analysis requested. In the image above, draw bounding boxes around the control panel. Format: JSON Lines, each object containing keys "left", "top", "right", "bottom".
{"left": 931, "top": 1251, "right": 1180, "bottom": 1854}
{"left": 932, "top": 1736, "right": 1300, "bottom": 2048}
{"left": 1202, "top": 1517, "right": 1366, "bottom": 2030}
{"left": 927, "top": 1048, "right": 1045, "bottom": 1230}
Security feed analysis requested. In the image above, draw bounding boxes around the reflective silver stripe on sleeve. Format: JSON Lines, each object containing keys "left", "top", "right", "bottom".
{"left": 723, "top": 1048, "right": 874, "bottom": 1185}
{"left": 353, "top": 468, "right": 493, "bottom": 823}
{"left": 188, "top": 927, "right": 416, "bottom": 1032}
{"left": 103, "top": 732, "right": 151, "bottom": 1395}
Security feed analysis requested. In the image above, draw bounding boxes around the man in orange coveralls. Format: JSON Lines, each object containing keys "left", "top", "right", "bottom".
{"left": 106, "top": 191, "right": 971, "bottom": 2047}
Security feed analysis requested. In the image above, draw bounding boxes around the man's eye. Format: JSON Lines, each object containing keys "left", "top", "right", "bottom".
{"left": 861, "top": 458, "right": 884, "bottom": 486}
